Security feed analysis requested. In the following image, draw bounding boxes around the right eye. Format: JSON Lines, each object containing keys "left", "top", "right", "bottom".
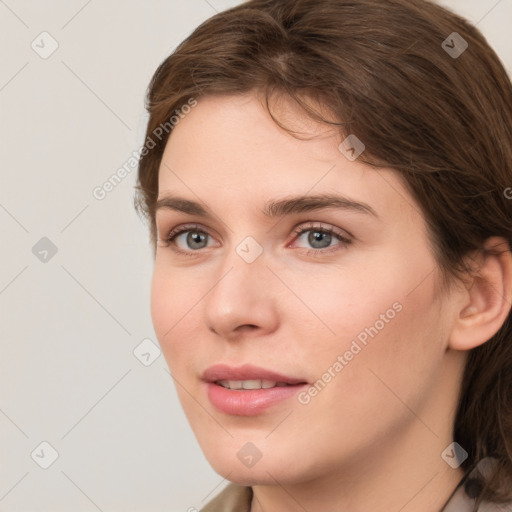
{"left": 158, "top": 224, "right": 220, "bottom": 254}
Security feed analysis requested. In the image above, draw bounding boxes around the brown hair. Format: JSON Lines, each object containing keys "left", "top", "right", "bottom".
{"left": 135, "top": 0, "right": 512, "bottom": 503}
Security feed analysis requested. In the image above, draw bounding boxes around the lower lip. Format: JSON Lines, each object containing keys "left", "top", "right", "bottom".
{"left": 206, "top": 382, "right": 307, "bottom": 416}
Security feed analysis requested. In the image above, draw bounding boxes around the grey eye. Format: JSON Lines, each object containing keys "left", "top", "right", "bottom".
{"left": 185, "top": 231, "right": 209, "bottom": 249}
{"left": 308, "top": 231, "right": 332, "bottom": 249}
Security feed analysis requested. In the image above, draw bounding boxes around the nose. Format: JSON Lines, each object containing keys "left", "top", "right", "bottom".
{"left": 203, "top": 248, "right": 280, "bottom": 341}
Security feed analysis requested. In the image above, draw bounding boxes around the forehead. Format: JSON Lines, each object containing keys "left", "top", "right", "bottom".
{"left": 161, "top": 93, "right": 339, "bottom": 171}
{"left": 157, "top": 93, "right": 420, "bottom": 225}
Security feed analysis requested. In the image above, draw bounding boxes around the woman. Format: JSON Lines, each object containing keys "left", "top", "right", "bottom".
{"left": 135, "top": 0, "right": 512, "bottom": 510}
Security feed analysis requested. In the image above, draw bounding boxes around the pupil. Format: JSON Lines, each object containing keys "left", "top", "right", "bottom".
{"left": 188, "top": 232, "right": 207, "bottom": 249}
{"left": 308, "top": 231, "right": 331, "bottom": 249}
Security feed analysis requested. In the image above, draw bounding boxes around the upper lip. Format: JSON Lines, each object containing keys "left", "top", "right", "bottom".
{"left": 202, "top": 364, "right": 307, "bottom": 385}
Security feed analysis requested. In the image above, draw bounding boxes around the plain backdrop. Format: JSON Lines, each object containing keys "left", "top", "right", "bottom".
{"left": 1, "top": 1, "right": 511, "bottom": 511}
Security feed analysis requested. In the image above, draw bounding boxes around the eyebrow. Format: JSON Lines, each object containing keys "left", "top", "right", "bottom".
{"left": 155, "top": 194, "right": 378, "bottom": 219}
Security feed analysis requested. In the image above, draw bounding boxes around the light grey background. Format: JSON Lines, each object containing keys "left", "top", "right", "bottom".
{"left": 0, "top": 1, "right": 511, "bottom": 511}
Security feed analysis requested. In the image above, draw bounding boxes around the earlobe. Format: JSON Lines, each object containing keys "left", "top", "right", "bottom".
{"left": 449, "top": 237, "right": 512, "bottom": 351}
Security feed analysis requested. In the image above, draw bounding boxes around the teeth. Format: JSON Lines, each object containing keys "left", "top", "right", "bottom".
{"left": 224, "top": 380, "right": 243, "bottom": 389}
{"left": 217, "top": 379, "right": 290, "bottom": 390}
{"left": 242, "top": 379, "right": 262, "bottom": 390}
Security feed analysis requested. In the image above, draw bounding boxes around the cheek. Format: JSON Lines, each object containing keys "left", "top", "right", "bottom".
{"left": 150, "top": 267, "right": 171, "bottom": 342}
{"left": 283, "top": 261, "right": 405, "bottom": 345}
{"left": 150, "top": 266, "right": 191, "bottom": 356}
{"left": 287, "top": 253, "right": 444, "bottom": 384}
{"left": 301, "top": 266, "right": 446, "bottom": 423}
{"left": 150, "top": 263, "right": 214, "bottom": 379}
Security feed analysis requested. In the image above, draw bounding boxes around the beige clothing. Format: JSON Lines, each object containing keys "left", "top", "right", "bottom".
{"left": 201, "top": 484, "right": 252, "bottom": 512}
{"left": 200, "top": 458, "right": 512, "bottom": 511}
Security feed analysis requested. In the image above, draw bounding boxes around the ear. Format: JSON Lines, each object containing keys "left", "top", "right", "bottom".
{"left": 449, "top": 237, "right": 512, "bottom": 351}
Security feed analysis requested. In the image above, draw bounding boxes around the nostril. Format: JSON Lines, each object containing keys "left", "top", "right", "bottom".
{"left": 235, "top": 324, "right": 259, "bottom": 332}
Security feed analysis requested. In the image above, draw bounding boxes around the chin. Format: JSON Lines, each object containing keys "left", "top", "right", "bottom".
{"left": 199, "top": 439, "right": 315, "bottom": 487}
{"left": 209, "top": 460, "right": 298, "bottom": 487}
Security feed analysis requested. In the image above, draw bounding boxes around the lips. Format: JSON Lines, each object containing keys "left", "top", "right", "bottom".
{"left": 202, "top": 364, "right": 307, "bottom": 384}
{"left": 202, "top": 364, "right": 308, "bottom": 416}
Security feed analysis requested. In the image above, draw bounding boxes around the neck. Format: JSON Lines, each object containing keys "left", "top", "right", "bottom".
{"left": 250, "top": 422, "right": 465, "bottom": 512}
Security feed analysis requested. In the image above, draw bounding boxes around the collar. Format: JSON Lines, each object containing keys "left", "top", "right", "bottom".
{"left": 201, "top": 458, "right": 512, "bottom": 511}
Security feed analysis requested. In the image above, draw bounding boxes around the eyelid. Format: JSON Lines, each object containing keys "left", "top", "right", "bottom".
{"left": 289, "top": 221, "right": 352, "bottom": 241}
{"left": 166, "top": 223, "right": 211, "bottom": 240}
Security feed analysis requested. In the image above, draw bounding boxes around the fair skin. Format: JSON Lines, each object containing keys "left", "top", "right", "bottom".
{"left": 150, "top": 93, "right": 512, "bottom": 512}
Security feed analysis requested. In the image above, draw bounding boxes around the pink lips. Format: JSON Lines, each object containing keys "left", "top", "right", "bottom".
{"left": 202, "top": 364, "right": 308, "bottom": 416}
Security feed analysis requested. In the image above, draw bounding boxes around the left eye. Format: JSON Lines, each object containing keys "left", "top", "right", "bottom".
{"left": 292, "top": 227, "right": 350, "bottom": 250}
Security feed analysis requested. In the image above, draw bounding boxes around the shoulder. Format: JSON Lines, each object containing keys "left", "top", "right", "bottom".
{"left": 200, "top": 483, "right": 252, "bottom": 512}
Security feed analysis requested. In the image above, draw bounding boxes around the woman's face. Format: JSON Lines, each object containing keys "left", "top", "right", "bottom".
{"left": 151, "top": 93, "right": 463, "bottom": 486}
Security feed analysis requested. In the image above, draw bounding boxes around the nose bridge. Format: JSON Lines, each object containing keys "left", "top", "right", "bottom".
{"left": 203, "top": 237, "right": 277, "bottom": 337}
{"left": 213, "top": 233, "right": 268, "bottom": 294}
{"left": 208, "top": 239, "right": 268, "bottom": 310}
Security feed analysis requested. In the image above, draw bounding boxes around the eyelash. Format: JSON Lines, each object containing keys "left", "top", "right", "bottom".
{"left": 158, "top": 222, "right": 352, "bottom": 257}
